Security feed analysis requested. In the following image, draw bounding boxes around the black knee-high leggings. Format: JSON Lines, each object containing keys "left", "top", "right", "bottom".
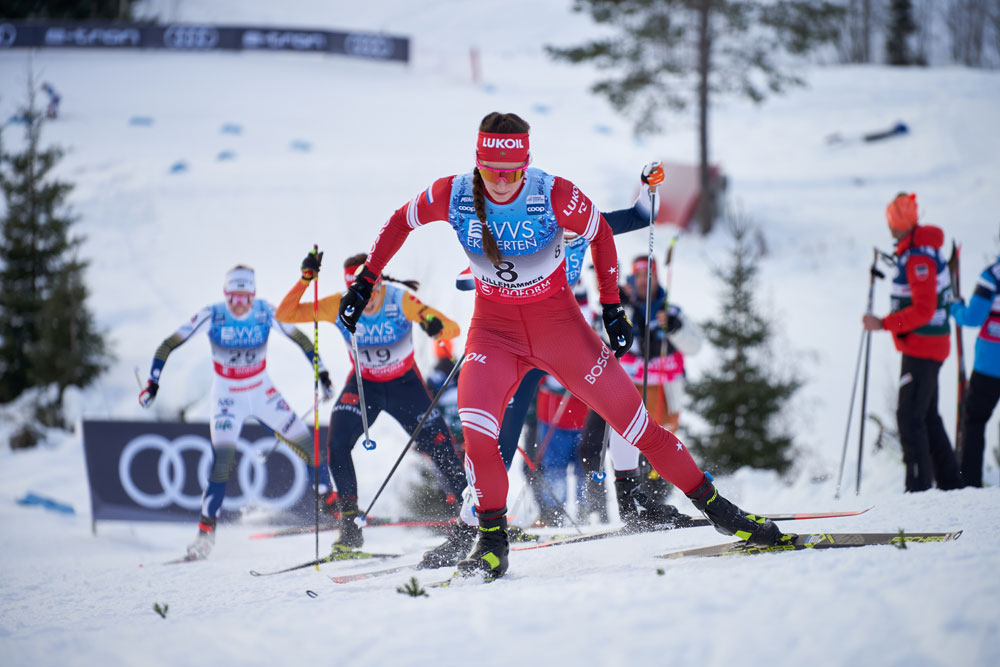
{"left": 328, "top": 368, "right": 466, "bottom": 501}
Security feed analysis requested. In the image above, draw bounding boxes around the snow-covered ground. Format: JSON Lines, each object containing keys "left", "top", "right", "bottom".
{"left": 1, "top": 2, "right": 999, "bottom": 665}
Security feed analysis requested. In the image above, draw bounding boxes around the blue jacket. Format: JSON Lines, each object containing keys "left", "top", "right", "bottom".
{"left": 951, "top": 255, "right": 1000, "bottom": 378}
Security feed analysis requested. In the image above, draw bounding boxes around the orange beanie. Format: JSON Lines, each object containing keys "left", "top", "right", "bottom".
{"left": 886, "top": 193, "right": 918, "bottom": 232}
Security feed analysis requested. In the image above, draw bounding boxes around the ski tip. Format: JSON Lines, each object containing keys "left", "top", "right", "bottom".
{"left": 249, "top": 570, "right": 262, "bottom": 576}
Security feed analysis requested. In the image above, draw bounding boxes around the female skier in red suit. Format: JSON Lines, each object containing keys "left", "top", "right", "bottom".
{"left": 339, "top": 112, "right": 787, "bottom": 578}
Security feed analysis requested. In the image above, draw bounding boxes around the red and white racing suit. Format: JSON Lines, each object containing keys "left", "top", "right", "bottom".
{"left": 363, "top": 168, "right": 705, "bottom": 513}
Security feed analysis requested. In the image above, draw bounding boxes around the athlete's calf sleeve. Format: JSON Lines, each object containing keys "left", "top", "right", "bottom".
{"left": 208, "top": 444, "right": 237, "bottom": 483}
{"left": 632, "top": 424, "right": 704, "bottom": 495}
{"left": 460, "top": 419, "right": 509, "bottom": 514}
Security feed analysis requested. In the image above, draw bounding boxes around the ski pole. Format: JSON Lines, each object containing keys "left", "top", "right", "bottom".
{"left": 531, "top": 388, "right": 575, "bottom": 468}
{"left": 659, "top": 234, "right": 680, "bottom": 361}
{"left": 311, "top": 244, "right": 322, "bottom": 564}
{"left": 855, "top": 248, "right": 885, "bottom": 496}
{"left": 640, "top": 186, "right": 656, "bottom": 403}
{"left": 834, "top": 329, "right": 865, "bottom": 500}
{"left": 349, "top": 332, "right": 377, "bottom": 451}
{"left": 948, "top": 241, "right": 968, "bottom": 460}
{"left": 591, "top": 420, "right": 611, "bottom": 482}
{"left": 516, "top": 445, "right": 584, "bottom": 535}
{"left": 258, "top": 406, "right": 318, "bottom": 462}
{"left": 355, "top": 354, "right": 465, "bottom": 527}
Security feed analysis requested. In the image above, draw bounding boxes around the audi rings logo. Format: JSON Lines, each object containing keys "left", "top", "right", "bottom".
{"left": 164, "top": 25, "right": 220, "bottom": 50}
{"left": 118, "top": 433, "right": 307, "bottom": 511}
{"left": 0, "top": 24, "right": 16, "bottom": 48}
{"left": 343, "top": 33, "right": 394, "bottom": 59}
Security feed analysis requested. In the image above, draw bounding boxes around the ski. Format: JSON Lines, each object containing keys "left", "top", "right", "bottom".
{"left": 658, "top": 530, "right": 962, "bottom": 560}
{"left": 162, "top": 554, "right": 204, "bottom": 565}
{"left": 249, "top": 517, "right": 455, "bottom": 540}
{"left": 330, "top": 562, "right": 424, "bottom": 583}
{"left": 512, "top": 507, "right": 872, "bottom": 552}
{"left": 948, "top": 241, "right": 968, "bottom": 459}
{"left": 249, "top": 549, "right": 402, "bottom": 577}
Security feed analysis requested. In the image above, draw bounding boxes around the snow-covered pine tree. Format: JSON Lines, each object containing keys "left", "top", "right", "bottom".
{"left": 0, "top": 74, "right": 111, "bottom": 437}
{"left": 684, "top": 214, "right": 800, "bottom": 474}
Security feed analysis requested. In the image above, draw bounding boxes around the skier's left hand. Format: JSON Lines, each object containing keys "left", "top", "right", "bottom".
{"left": 862, "top": 314, "right": 883, "bottom": 331}
{"left": 602, "top": 303, "right": 634, "bottom": 358}
{"left": 641, "top": 161, "right": 665, "bottom": 192}
{"left": 319, "top": 370, "right": 334, "bottom": 401}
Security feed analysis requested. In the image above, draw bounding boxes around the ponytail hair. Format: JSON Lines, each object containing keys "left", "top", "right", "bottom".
{"left": 472, "top": 168, "right": 504, "bottom": 266}
{"left": 343, "top": 253, "right": 420, "bottom": 291}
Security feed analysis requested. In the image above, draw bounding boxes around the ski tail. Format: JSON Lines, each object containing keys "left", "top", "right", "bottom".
{"left": 659, "top": 530, "right": 962, "bottom": 560}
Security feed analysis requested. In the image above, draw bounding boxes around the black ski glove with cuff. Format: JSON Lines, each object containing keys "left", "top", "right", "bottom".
{"left": 602, "top": 303, "right": 633, "bottom": 358}
{"left": 338, "top": 265, "right": 378, "bottom": 333}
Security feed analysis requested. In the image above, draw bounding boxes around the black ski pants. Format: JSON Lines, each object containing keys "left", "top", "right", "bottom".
{"left": 896, "top": 355, "right": 965, "bottom": 492}
{"left": 959, "top": 370, "right": 1000, "bottom": 487}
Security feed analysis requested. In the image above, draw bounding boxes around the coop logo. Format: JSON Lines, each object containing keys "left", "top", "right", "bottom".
{"left": 164, "top": 25, "right": 220, "bottom": 50}
{"left": 243, "top": 29, "right": 327, "bottom": 51}
{"left": 0, "top": 24, "right": 16, "bottom": 48}
{"left": 117, "top": 433, "right": 307, "bottom": 511}
{"left": 44, "top": 26, "right": 140, "bottom": 47}
{"left": 344, "top": 33, "right": 394, "bottom": 59}
{"left": 480, "top": 137, "right": 525, "bottom": 150}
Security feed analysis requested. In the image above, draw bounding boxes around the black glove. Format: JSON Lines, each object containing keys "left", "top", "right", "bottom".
{"left": 139, "top": 379, "right": 159, "bottom": 408}
{"left": 666, "top": 312, "right": 681, "bottom": 334}
{"left": 420, "top": 315, "right": 444, "bottom": 338}
{"left": 338, "top": 265, "right": 378, "bottom": 333}
{"left": 301, "top": 249, "right": 323, "bottom": 282}
{"left": 602, "top": 303, "right": 633, "bottom": 358}
{"left": 318, "top": 370, "right": 334, "bottom": 401}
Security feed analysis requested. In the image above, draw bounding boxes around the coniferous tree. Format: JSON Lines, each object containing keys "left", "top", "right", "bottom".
{"left": 0, "top": 78, "right": 111, "bottom": 413}
{"left": 684, "top": 215, "right": 800, "bottom": 474}
{"left": 3, "top": 0, "right": 137, "bottom": 20}
{"left": 547, "top": 0, "right": 843, "bottom": 234}
{"left": 886, "top": 0, "right": 918, "bottom": 65}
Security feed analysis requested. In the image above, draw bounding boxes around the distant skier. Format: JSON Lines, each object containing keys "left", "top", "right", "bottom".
{"left": 339, "top": 112, "right": 790, "bottom": 579}
{"left": 275, "top": 252, "right": 467, "bottom": 554}
{"left": 862, "top": 193, "right": 965, "bottom": 492}
{"left": 41, "top": 82, "right": 60, "bottom": 120}
{"left": 950, "top": 249, "right": 1000, "bottom": 487}
{"left": 139, "top": 265, "right": 334, "bottom": 560}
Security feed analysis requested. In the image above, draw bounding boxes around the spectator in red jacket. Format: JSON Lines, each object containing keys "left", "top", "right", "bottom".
{"left": 862, "top": 192, "right": 964, "bottom": 492}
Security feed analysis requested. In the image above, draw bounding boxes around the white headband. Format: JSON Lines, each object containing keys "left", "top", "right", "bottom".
{"left": 224, "top": 267, "right": 255, "bottom": 294}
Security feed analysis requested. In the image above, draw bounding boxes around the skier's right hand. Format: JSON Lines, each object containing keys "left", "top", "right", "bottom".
{"left": 139, "top": 380, "right": 159, "bottom": 408}
{"left": 301, "top": 249, "right": 323, "bottom": 282}
{"left": 338, "top": 266, "right": 378, "bottom": 333}
{"left": 641, "top": 161, "right": 665, "bottom": 192}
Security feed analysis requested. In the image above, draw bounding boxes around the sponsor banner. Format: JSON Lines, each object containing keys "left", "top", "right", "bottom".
{"left": 0, "top": 22, "right": 409, "bottom": 62}
{"left": 82, "top": 420, "right": 329, "bottom": 524}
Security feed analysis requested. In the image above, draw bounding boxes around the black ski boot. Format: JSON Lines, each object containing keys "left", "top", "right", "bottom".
{"left": 615, "top": 469, "right": 688, "bottom": 533}
{"left": 332, "top": 497, "right": 364, "bottom": 551}
{"left": 686, "top": 474, "right": 787, "bottom": 546}
{"left": 456, "top": 508, "right": 509, "bottom": 580}
{"left": 417, "top": 521, "right": 478, "bottom": 569}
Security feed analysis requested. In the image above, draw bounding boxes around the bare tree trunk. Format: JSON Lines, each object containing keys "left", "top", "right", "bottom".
{"left": 696, "top": 0, "right": 713, "bottom": 235}
{"left": 862, "top": 0, "right": 873, "bottom": 62}
{"left": 946, "top": 0, "right": 989, "bottom": 67}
